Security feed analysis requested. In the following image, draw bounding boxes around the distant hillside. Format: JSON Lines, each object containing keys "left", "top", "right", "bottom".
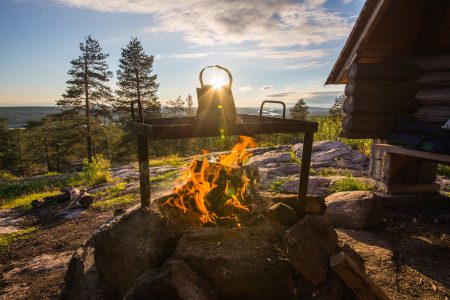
{"left": 0, "top": 105, "right": 329, "bottom": 128}
{"left": 0, "top": 106, "right": 61, "bottom": 128}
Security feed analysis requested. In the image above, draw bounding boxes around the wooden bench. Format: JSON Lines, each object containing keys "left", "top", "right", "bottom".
{"left": 370, "top": 143, "right": 450, "bottom": 194}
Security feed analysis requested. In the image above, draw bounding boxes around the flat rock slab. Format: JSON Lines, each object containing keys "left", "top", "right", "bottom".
{"left": 174, "top": 224, "right": 293, "bottom": 300}
{"left": 325, "top": 191, "right": 383, "bottom": 229}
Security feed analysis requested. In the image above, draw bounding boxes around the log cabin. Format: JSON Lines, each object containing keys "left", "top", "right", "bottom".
{"left": 326, "top": 0, "right": 450, "bottom": 194}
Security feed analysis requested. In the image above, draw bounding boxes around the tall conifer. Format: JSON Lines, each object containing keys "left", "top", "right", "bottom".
{"left": 116, "top": 37, "right": 160, "bottom": 121}
{"left": 57, "top": 35, "right": 112, "bottom": 162}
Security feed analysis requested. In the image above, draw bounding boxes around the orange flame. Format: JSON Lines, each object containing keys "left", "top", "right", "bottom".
{"left": 165, "top": 136, "right": 256, "bottom": 225}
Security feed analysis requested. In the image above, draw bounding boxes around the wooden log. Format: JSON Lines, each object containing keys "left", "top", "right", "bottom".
{"left": 68, "top": 188, "right": 93, "bottom": 209}
{"left": 343, "top": 95, "right": 420, "bottom": 114}
{"left": 417, "top": 71, "right": 450, "bottom": 85}
{"left": 342, "top": 114, "right": 398, "bottom": 132}
{"left": 415, "top": 88, "right": 450, "bottom": 104}
{"left": 31, "top": 188, "right": 93, "bottom": 209}
{"left": 414, "top": 105, "right": 450, "bottom": 123}
{"left": 348, "top": 63, "right": 421, "bottom": 81}
{"left": 345, "top": 80, "right": 420, "bottom": 97}
{"left": 414, "top": 55, "right": 450, "bottom": 71}
{"left": 330, "top": 252, "right": 390, "bottom": 300}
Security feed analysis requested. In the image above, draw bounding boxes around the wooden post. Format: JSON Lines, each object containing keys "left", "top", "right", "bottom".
{"left": 298, "top": 131, "right": 314, "bottom": 207}
{"left": 137, "top": 135, "right": 151, "bottom": 208}
{"left": 331, "top": 252, "right": 390, "bottom": 300}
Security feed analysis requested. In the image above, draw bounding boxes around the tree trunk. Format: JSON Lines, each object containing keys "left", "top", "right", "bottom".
{"left": 348, "top": 63, "right": 421, "bottom": 81}
{"left": 345, "top": 80, "right": 420, "bottom": 97}
{"left": 414, "top": 55, "right": 450, "bottom": 71}
{"left": 417, "top": 71, "right": 450, "bottom": 85}
{"left": 42, "top": 126, "right": 51, "bottom": 172}
{"left": 343, "top": 95, "right": 420, "bottom": 114}
{"left": 415, "top": 87, "right": 450, "bottom": 104}
{"left": 342, "top": 114, "right": 399, "bottom": 132}
{"left": 84, "top": 58, "right": 93, "bottom": 163}
{"left": 414, "top": 105, "right": 450, "bottom": 123}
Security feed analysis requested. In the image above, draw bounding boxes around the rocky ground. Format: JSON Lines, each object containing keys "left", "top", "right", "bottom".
{"left": 0, "top": 141, "right": 449, "bottom": 299}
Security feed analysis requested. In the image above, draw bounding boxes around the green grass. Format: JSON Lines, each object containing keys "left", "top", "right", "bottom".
{"left": 0, "top": 171, "right": 17, "bottom": 181}
{"left": 271, "top": 177, "right": 290, "bottom": 191}
{"left": 149, "top": 154, "right": 186, "bottom": 167}
{"left": 92, "top": 193, "right": 137, "bottom": 209}
{"left": 91, "top": 182, "right": 127, "bottom": 197}
{"left": 317, "top": 168, "right": 353, "bottom": 177}
{"left": 150, "top": 170, "right": 180, "bottom": 182}
{"left": 0, "top": 155, "right": 112, "bottom": 209}
{"left": 0, "top": 190, "right": 62, "bottom": 210}
{"left": 438, "top": 164, "right": 450, "bottom": 178}
{"left": 0, "top": 227, "right": 38, "bottom": 254}
{"left": 289, "top": 150, "right": 301, "bottom": 165}
{"left": 330, "top": 175, "right": 373, "bottom": 193}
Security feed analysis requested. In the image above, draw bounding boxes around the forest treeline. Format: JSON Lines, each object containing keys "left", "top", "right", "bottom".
{"left": 0, "top": 36, "right": 347, "bottom": 176}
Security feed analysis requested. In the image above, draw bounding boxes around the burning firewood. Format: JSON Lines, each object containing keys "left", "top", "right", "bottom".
{"left": 163, "top": 136, "right": 259, "bottom": 227}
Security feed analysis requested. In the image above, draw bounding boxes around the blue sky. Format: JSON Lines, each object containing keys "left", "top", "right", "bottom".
{"left": 0, "top": 0, "right": 364, "bottom": 107}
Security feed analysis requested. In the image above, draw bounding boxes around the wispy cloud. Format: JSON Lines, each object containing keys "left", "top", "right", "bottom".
{"left": 265, "top": 92, "right": 296, "bottom": 98}
{"left": 170, "top": 52, "right": 211, "bottom": 59}
{"left": 261, "top": 85, "right": 274, "bottom": 91}
{"left": 239, "top": 86, "right": 253, "bottom": 92}
{"left": 168, "top": 49, "right": 329, "bottom": 60}
{"left": 281, "top": 60, "right": 330, "bottom": 69}
{"left": 55, "top": 0, "right": 352, "bottom": 48}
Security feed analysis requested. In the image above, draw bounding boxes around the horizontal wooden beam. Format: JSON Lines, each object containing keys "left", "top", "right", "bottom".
{"left": 373, "top": 144, "right": 450, "bottom": 163}
{"left": 128, "top": 115, "right": 318, "bottom": 140}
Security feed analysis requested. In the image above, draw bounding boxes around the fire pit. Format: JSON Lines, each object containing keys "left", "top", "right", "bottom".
{"left": 63, "top": 67, "right": 340, "bottom": 300}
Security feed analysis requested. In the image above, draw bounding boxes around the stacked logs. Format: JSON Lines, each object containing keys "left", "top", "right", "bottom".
{"left": 342, "top": 62, "right": 422, "bottom": 138}
{"left": 414, "top": 55, "right": 450, "bottom": 124}
{"left": 343, "top": 55, "right": 450, "bottom": 138}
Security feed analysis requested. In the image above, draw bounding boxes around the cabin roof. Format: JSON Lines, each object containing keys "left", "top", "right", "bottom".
{"left": 326, "top": 0, "right": 450, "bottom": 85}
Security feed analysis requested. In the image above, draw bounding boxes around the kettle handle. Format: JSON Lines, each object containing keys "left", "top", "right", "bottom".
{"left": 199, "top": 65, "right": 233, "bottom": 88}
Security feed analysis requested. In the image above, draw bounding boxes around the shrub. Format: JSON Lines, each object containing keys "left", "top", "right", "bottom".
{"left": 438, "top": 164, "right": 450, "bottom": 178}
{"left": 315, "top": 116, "right": 372, "bottom": 156}
{"left": 68, "top": 154, "right": 111, "bottom": 187}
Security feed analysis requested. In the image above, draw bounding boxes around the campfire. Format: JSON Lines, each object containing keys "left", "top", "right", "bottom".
{"left": 164, "top": 136, "right": 256, "bottom": 226}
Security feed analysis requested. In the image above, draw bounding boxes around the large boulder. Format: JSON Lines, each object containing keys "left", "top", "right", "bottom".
{"left": 268, "top": 202, "right": 298, "bottom": 226}
{"left": 325, "top": 191, "right": 383, "bottom": 229}
{"left": 93, "top": 206, "right": 184, "bottom": 297}
{"left": 293, "top": 141, "right": 368, "bottom": 171}
{"left": 285, "top": 215, "right": 338, "bottom": 286}
{"left": 246, "top": 150, "right": 291, "bottom": 167}
{"left": 174, "top": 225, "right": 293, "bottom": 300}
{"left": 124, "top": 259, "right": 218, "bottom": 300}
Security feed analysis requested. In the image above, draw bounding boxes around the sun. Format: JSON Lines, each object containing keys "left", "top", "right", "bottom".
{"left": 210, "top": 76, "right": 227, "bottom": 89}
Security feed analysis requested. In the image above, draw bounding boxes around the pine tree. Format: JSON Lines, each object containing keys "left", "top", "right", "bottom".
{"left": 329, "top": 94, "right": 345, "bottom": 118}
{"left": 290, "top": 99, "right": 309, "bottom": 120}
{"left": 56, "top": 35, "right": 113, "bottom": 162}
{"left": 166, "top": 96, "right": 186, "bottom": 117}
{"left": 186, "top": 94, "right": 195, "bottom": 116}
{"left": 116, "top": 37, "right": 160, "bottom": 121}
